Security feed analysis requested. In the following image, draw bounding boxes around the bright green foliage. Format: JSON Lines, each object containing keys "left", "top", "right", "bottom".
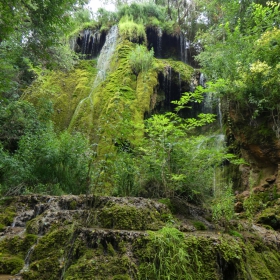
{"left": 95, "top": 8, "right": 118, "bottom": 31}
{"left": 0, "top": 0, "right": 86, "bottom": 42}
{"left": 211, "top": 184, "right": 235, "bottom": 229}
{"left": 0, "top": 101, "right": 45, "bottom": 151}
{"left": 129, "top": 45, "right": 154, "bottom": 74}
{"left": 118, "top": 16, "right": 147, "bottom": 42}
{"left": 196, "top": 2, "right": 280, "bottom": 126}
{"left": 117, "top": 2, "right": 166, "bottom": 27}
{"left": 138, "top": 227, "right": 194, "bottom": 280}
{"left": 0, "top": 39, "right": 23, "bottom": 98}
{"left": 132, "top": 88, "right": 226, "bottom": 203}
{"left": 0, "top": 127, "right": 92, "bottom": 195}
{"left": 0, "top": 0, "right": 87, "bottom": 102}
{"left": 112, "top": 152, "right": 139, "bottom": 196}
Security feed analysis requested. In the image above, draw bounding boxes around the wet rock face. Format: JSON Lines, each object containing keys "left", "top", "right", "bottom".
{"left": 2, "top": 195, "right": 170, "bottom": 236}
{"left": 1, "top": 195, "right": 280, "bottom": 280}
{"left": 227, "top": 101, "right": 280, "bottom": 190}
{"left": 228, "top": 102, "right": 273, "bottom": 163}
{"left": 71, "top": 29, "right": 107, "bottom": 59}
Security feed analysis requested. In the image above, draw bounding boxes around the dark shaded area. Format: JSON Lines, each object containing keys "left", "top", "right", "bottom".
{"left": 152, "top": 68, "right": 194, "bottom": 115}
{"left": 75, "top": 30, "right": 107, "bottom": 59}
{"left": 146, "top": 27, "right": 186, "bottom": 62}
{"left": 217, "top": 253, "right": 238, "bottom": 280}
{"left": 146, "top": 27, "right": 199, "bottom": 67}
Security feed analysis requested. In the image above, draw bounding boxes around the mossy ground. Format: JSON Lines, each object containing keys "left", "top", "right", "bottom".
{"left": 1, "top": 195, "right": 280, "bottom": 279}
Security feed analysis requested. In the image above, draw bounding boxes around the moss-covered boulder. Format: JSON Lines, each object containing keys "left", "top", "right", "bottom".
{"left": 0, "top": 255, "right": 24, "bottom": 275}
{"left": 1, "top": 195, "right": 280, "bottom": 279}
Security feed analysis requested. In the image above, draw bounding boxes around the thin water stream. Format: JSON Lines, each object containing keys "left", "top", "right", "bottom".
{"left": 69, "top": 25, "right": 118, "bottom": 126}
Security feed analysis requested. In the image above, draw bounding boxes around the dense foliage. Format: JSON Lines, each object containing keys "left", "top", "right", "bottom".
{"left": 196, "top": 2, "right": 280, "bottom": 126}
{"left": 1, "top": 0, "right": 279, "bottom": 212}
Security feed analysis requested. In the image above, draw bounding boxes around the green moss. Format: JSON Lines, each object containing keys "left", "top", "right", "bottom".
{"left": 244, "top": 241, "right": 276, "bottom": 280}
{"left": 26, "top": 215, "right": 41, "bottom": 235}
{"left": 257, "top": 205, "right": 280, "bottom": 229}
{"left": 69, "top": 200, "right": 77, "bottom": 210}
{"left": 22, "top": 257, "right": 61, "bottom": 280}
{"left": 192, "top": 220, "right": 207, "bottom": 230}
{"left": 23, "top": 60, "right": 98, "bottom": 131}
{"left": 65, "top": 255, "right": 137, "bottom": 280}
{"left": 31, "top": 228, "right": 71, "bottom": 261}
{"left": 0, "top": 255, "right": 24, "bottom": 275}
{"left": 112, "top": 275, "right": 131, "bottom": 280}
{"left": 0, "top": 206, "right": 16, "bottom": 231}
{"left": 107, "top": 242, "right": 116, "bottom": 257}
{"left": 98, "top": 203, "right": 165, "bottom": 230}
{"left": 0, "top": 234, "right": 37, "bottom": 261}
{"left": 119, "top": 16, "right": 147, "bottom": 43}
{"left": 228, "top": 230, "right": 243, "bottom": 238}
{"left": 134, "top": 227, "right": 280, "bottom": 280}
{"left": 158, "top": 198, "right": 176, "bottom": 213}
{"left": 22, "top": 226, "right": 78, "bottom": 279}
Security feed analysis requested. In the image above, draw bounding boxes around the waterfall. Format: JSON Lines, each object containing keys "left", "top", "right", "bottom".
{"left": 178, "top": 72, "right": 182, "bottom": 98}
{"left": 24, "top": 245, "right": 35, "bottom": 268}
{"left": 218, "top": 98, "right": 223, "bottom": 131}
{"left": 90, "top": 32, "right": 101, "bottom": 58}
{"left": 69, "top": 25, "right": 119, "bottom": 127}
{"left": 157, "top": 27, "right": 162, "bottom": 58}
{"left": 164, "top": 66, "right": 172, "bottom": 106}
{"left": 17, "top": 244, "right": 36, "bottom": 274}
{"left": 199, "top": 73, "right": 206, "bottom": 87}
{"left": 70, "top": 29, "right": 103, "bottom": 59}
{"left": 93, "top": 25, "right": 118, "bottom": 87}
{"left": 180, "top": 33, "right": 187, "bottom": 64}
{"left": 81, "top": 29, "right": 91, "bottom": 56}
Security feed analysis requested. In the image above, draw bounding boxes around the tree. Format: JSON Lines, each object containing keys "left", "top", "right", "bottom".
{"left": 0, "top": 101, "right": 44, "bottom": 151}
{"left": 0, "top": 127, "right": 92, "bottom": 195}
{"left": 0, "top": 0, "right": 88, "bottom": 42}
{"left": 136, "top": 88, "right": 224, "bottom": 203}
{"left": 0, "top": 0, "right": 89, "bottom": 99}
{"left": 195, "top": 2, "right": 280, "bottom": 122}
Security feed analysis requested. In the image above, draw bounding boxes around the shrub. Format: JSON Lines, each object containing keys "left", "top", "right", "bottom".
{"left": 129, "top": 45, "right": 154, "bottom": 75}
{"left": 118, "top": 16, "right": 147, "bottom": 43}
{"left": 0, "top": 127, "right": 92, "bottom": 195}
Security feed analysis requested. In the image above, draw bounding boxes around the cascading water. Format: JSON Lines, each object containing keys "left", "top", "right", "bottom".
{"left": 157, "top": 27, "right": 162, "bottom": 58}
{"left": 180, "top": 33, "right": 187, "bottom": 64}
{"left": 90, "top": 32, "right": 101, "bottom": 58}
{"left": 178, "top": 73, "right": 182, "bottom": 98}
{"left": 164, "top": 66, "right": 172, "bottom": 107}
{"left": 93, "top": 25, "right": 118, "bottom": 87}
{"left": 199, "top": 73, "right": 206, "bottom": 88}
{"left": 19, "top": 244, "right": 36, "bottom": 273}
{"left": 70, "top": 29, "right": 104, "bottom": 59}
{"left": 81, "top": 30, "right": 91, "bottom": 56}
{"left": 193, "top": 72, "right": 226, "bottom": 193}
{"left": 69, "top": 25, "right": 119, "bottom": 127}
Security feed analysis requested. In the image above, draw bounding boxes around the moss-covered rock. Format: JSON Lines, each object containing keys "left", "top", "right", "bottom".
{"left": 64, "top": 255, "right": 137, "bottom": 280}
{"left": 98, "top": 203, "right": 164, "bottom": 230}
{"left": 0, "top": 206, "right": 16, "bottom": 232}
{"left": 0, "top": 195, "right": 280, "bottom": 279}
{"left": 0, "top": 255, "right": 24, "bottom": 275}
{"left": 256, "top": 204, "right": 280, "bottom": 230}
{"left": 0, "top": 234, "right": 37, "bottom": 257}
{"left": 23, "top": 60, "right": 98, "bottom": 131}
